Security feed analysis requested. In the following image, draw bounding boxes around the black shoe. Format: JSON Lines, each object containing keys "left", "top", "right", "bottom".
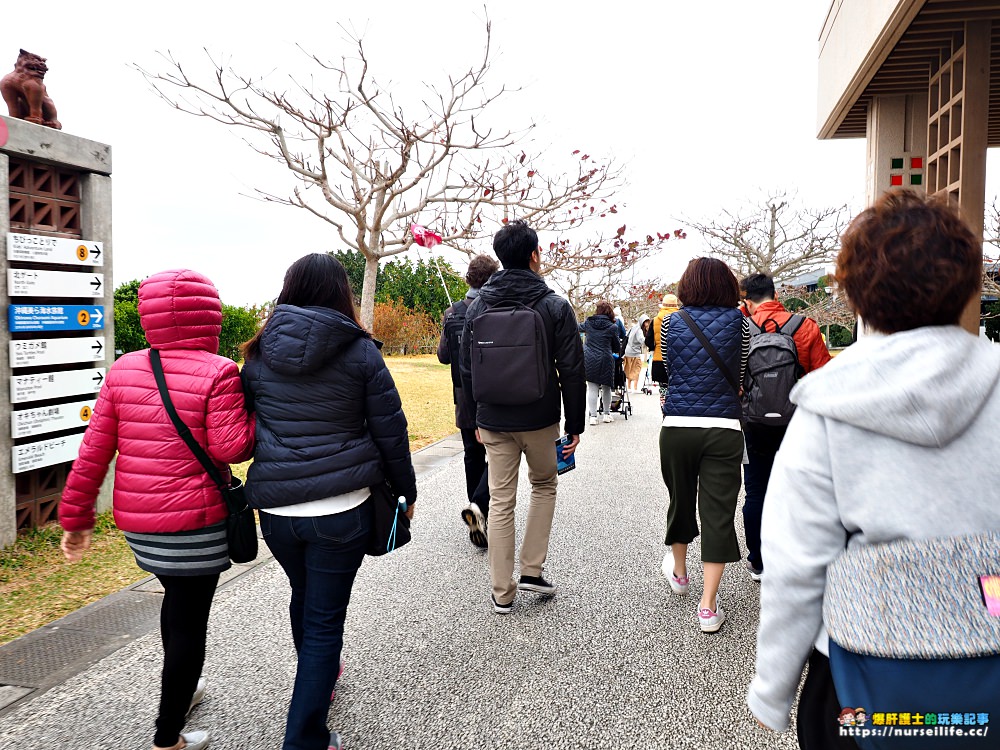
{"left": 492, "top": 594, "right": 513, "bottom": 614}
{"left": 460, "top": 503, "right": 488, "bottom": 548}
{"left": 517, "top": 575, "right": 557, "bottom": 596}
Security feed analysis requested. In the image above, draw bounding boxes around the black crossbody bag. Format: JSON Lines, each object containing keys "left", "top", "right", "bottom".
{"left": 149, "top": 349, "right": 258, "bottom": 564}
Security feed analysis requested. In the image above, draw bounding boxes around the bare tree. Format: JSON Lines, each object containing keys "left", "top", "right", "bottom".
{"left": 979, "top": 200, "right": 1000, "bottom": 300}
{"left": 137, "top": 21, "right": 620, "bottom": 328}
{"left": 539, "top": 223, "right": 685, "bottom": 313}
{"left": 686, "top": 191, "right": 849, "bottom": 282}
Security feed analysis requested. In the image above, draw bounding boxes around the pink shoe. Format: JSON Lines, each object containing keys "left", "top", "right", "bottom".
{"left": 331, "top": 657, "right": 346, "bottom": 700}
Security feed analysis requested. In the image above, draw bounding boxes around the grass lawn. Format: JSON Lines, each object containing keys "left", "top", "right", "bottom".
{"left": 0, "top": 354, "right": 453, "bottom": 646}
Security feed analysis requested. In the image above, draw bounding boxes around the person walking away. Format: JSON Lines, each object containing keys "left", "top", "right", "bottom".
{"left": 658, "top": 258, "right": 749, "bottom": 633}
{"left": 580, "top": 300, "right": 620, "bottom": 425}
{"left": 613, "top": 306, "right": 628, "bottom": 351}
{"left": 645, "top": 294, "right": 680, "bottom": 408}
{"left": 748, "top": 190, "right": 1000, "bottom": 749}
{"left": 59, "top": 269, "right": 255, "bottom": 750}
{"left": 241, "top": 254, "right": 417, "bottom": 750}
{"left": 623, "top": 314, "right": 650, "bottom": 392}
{"left": 738, "top": 273, "right": 830, "bottom": 582}
{"left": 460, "top": 220, "right": 586, "bottom": 613}
{"left": 438, "top": 253, "right": 499, "bottom": 547}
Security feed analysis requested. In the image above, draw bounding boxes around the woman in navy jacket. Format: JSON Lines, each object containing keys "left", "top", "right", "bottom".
{"left": 241, "top": 253, "right": 416, "bottom": 750}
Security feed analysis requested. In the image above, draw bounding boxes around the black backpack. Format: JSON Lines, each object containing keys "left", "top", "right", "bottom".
{"left": 442, "top": 300, "right": 468, "bottom": 389}
{"left": 743, "top": 315, "right": 805, "bottom": 427}
{"left": 469, "top": 293, "right": 550, "bottom": 406}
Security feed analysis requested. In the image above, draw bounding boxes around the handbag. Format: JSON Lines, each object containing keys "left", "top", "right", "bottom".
{"left": 149, "top": 349, "right": 258, "bottom": 564}
{"left": 366, "top": 481, "right": 411, "bottom": 557}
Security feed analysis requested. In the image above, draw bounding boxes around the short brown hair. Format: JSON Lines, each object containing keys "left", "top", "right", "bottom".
{"left": 595, "top": 300, "right": 614, "bottom": 319}
{"left": 836, "top": 190, "right": 981, "bottom": 333}
{"left": 465, "top": 254, "right": 500, "bottom": 289}
{"left": 676, "top": 257, "right": 739, "bottom": 307}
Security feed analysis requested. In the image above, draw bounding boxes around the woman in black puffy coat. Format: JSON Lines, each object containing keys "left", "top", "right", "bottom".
{"left": 579, "top": 300, "right": 620, "bottom": 425}
{"left": 240, "top": 253, "right": 417, "bottom": 750}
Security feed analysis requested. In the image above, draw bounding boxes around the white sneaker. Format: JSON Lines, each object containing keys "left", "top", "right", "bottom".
{"left": 589, "top": 415, "right": 598, "bottom": 426}
{"left": 661, "top": 552, "right": 689, "bottom": 595}
{"left": 187, "top": 677, "right": 206, "bottom": 716}
{"left": 698, "top": 596, "right": 726, "bottom": 633}
{"left": 179, "top": 730, "right": 211, "bottom": 750}
{"left": 602, "top": 414, "right": 614, "bottom": 423}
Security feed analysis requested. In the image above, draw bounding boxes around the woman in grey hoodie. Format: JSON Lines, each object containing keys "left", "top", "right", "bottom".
{"left": 748, "top": 190, "right": 1000, "bottom": 748}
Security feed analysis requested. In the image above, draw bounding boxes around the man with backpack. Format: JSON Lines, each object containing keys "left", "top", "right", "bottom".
{"left": 739, "top": 273, "right": 831, "bottom": 581}
{"left": 438, "top": 254, "right": 499, "bottom": 548}
{"left": 460, "top": 220, "right": 586, "bottom": 614}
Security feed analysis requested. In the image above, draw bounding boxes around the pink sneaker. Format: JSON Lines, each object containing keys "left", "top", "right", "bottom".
{"left": 331, "top": 657, "right": 346, "bottom": 700}
{"left": 698, "top": 597, "right": 726, "bottom": 633}
{"left": 661, "top": 552, "right": 689, "bottom": 595}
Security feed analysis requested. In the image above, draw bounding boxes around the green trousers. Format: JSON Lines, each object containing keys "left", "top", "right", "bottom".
{"left": 659, "top": 426, "right": 744, "bottom": 563}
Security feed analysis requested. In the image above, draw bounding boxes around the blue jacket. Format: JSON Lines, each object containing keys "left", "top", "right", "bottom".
{"left": 662, "top": 306, "right": 743, "bottom": 419}
{"left": 580, "top": 314, "right": 619, "bottom": 386}
{"left": 241, "top": 305, "right": 417, "bottom": 509}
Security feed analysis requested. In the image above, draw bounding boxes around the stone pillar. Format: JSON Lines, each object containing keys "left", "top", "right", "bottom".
{"left": 0, "top": 117, "right": 113, "bottom": 547}
{"left": 80, "top": 173, "right": 116, "bottom": 514}
{"left": 0, "top": 152, "right": 11, "bottom": 547}
{"left": 865, "top": 94, "right": 928, "bottom": 206}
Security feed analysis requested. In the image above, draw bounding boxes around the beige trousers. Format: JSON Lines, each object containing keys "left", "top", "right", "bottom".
{"left": 479, "top": 424, "right": 560, "bottom": 604}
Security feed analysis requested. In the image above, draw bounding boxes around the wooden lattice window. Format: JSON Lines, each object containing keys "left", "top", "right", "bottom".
{"left": 8, "top": 159, "right": 82, "bottom": 236}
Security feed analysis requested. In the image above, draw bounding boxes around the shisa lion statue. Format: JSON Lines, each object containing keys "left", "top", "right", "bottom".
{"left": 1, "top": 49, "right": 61, "bottom": 129}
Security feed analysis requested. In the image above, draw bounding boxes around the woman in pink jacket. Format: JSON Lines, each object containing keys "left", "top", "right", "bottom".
{"left": 59, "top": 269, "right": 255, "bottom": 750}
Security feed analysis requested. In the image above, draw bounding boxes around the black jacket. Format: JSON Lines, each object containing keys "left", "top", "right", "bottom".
{"left": 580, "top": 314, "right": 619, "bottom": 386}
{"left": 460, "top": 269, "right": 586, "bottom": 435}
{"left": 437, "top": 296, "right": 475, "bottom": 430}
{"left": 241, "top": 305, "right": 417, "bottom": 509}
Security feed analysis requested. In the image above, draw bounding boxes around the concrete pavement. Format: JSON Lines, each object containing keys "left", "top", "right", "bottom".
{"left": 0, "top": 389, "right": 799, "bottom": 749}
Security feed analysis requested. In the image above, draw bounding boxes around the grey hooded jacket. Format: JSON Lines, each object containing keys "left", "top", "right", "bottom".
{"left": 747, "top": 326, "right": 1000, "bottom": 731}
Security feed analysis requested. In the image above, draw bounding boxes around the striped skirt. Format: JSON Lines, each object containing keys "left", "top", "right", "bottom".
{"left": 124, "top": 522, "right": 231, "bottom": 577}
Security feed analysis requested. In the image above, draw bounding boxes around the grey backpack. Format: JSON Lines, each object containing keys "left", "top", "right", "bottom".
{"left": 743, "top": 315, "right": 804, "bottom": 426}
{"left": 469, "top": 293, "right": 550, "bottom": 406}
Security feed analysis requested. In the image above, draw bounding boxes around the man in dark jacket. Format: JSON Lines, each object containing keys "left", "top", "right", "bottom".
{"left": 437, "top": 253, "right": 499, "bottom": 548}
{"left": 460, "top": 220, "right": 586, "bottom": 614}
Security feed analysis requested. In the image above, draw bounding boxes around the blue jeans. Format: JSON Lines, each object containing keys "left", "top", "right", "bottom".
{"left": 260, "top": 501, "right": 371, "bottom": 750}
{"left": 741, "top": 425, "right": 786, "bottom": 571}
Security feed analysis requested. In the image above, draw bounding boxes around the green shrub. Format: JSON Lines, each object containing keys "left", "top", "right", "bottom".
{"left": 220, "top": 305, "right": 260, "bottom": 362}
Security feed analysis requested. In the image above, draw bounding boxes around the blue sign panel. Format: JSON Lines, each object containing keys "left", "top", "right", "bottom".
{"left": 8, "top": 304, "right": 105, "bottom": 332}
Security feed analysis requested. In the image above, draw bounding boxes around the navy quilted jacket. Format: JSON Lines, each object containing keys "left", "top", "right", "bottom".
{"left": 580, "top": 314, "right": 619, "bottom": 386}
{"left": 663, "top": 306, "right": 743, "bottom": 419}
{"left": 241, "top": 305, "right": 417, "bottom": 509}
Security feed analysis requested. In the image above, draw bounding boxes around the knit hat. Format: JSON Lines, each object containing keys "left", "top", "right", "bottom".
{"left": 662, "top": 293, "right": 679, "bottom": 306}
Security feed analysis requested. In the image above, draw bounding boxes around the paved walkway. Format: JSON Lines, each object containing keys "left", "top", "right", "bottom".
{"left": 0, "top": 390, "right": 798, "bottom": 749}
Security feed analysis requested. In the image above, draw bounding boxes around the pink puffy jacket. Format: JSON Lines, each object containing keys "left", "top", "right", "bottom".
{"left": 59, "top": 270, "right": 255, "bottom": 534}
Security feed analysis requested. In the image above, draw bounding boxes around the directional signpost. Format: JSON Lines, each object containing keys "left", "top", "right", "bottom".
{"left": 12, "top": 398, "right": 96, "bottom": 439}
{"left": 6, "top": 233, "right": 104, "bottom": 266}
{"left": 8, "top": 337, "right": 105, "bottom": 368}
{"left": 8, "top": 304, "right": 105, "bottom": 332}
{"left": 7, "top": 269, "right": 103, "bottom": 298}
{"left": 11, "top": 368, "right": 105, "bottom": 404}
{"left": 12, "top": 433, "right": 85, "bottom": 474}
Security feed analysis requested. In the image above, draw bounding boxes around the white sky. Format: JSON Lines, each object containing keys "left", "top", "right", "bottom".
{"left": 7, "top": 1, "right": 999, "bottom": 306}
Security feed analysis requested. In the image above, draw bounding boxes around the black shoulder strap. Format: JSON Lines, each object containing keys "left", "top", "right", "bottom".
{"left": 676, "top": 309, "right": 740, "bottom": 396}
{"left": 149, "top": 349, "right": 227, "bottom": 493}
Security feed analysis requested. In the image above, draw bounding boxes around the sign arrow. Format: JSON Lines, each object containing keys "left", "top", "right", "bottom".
{"left": 90, "top": 276, "right": 102, "bottom": 292}
{"left": 92, "top": 371, "right": 105, "bottom": 386}
{"left": 91, "top": 340, "right": 103, "bottom": 355}
{"left": 92, "top": 308, "right": 103, "bottom": 326}
{"left": 91, "top": 246, "right": 101, "bottom": 260}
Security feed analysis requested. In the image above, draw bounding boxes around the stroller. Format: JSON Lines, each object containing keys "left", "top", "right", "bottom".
{"left": 640, "top": 353, "right": 654, "bottom": 395}
{"left": 600, "top": 354, "right": 632, "bottom": 420}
